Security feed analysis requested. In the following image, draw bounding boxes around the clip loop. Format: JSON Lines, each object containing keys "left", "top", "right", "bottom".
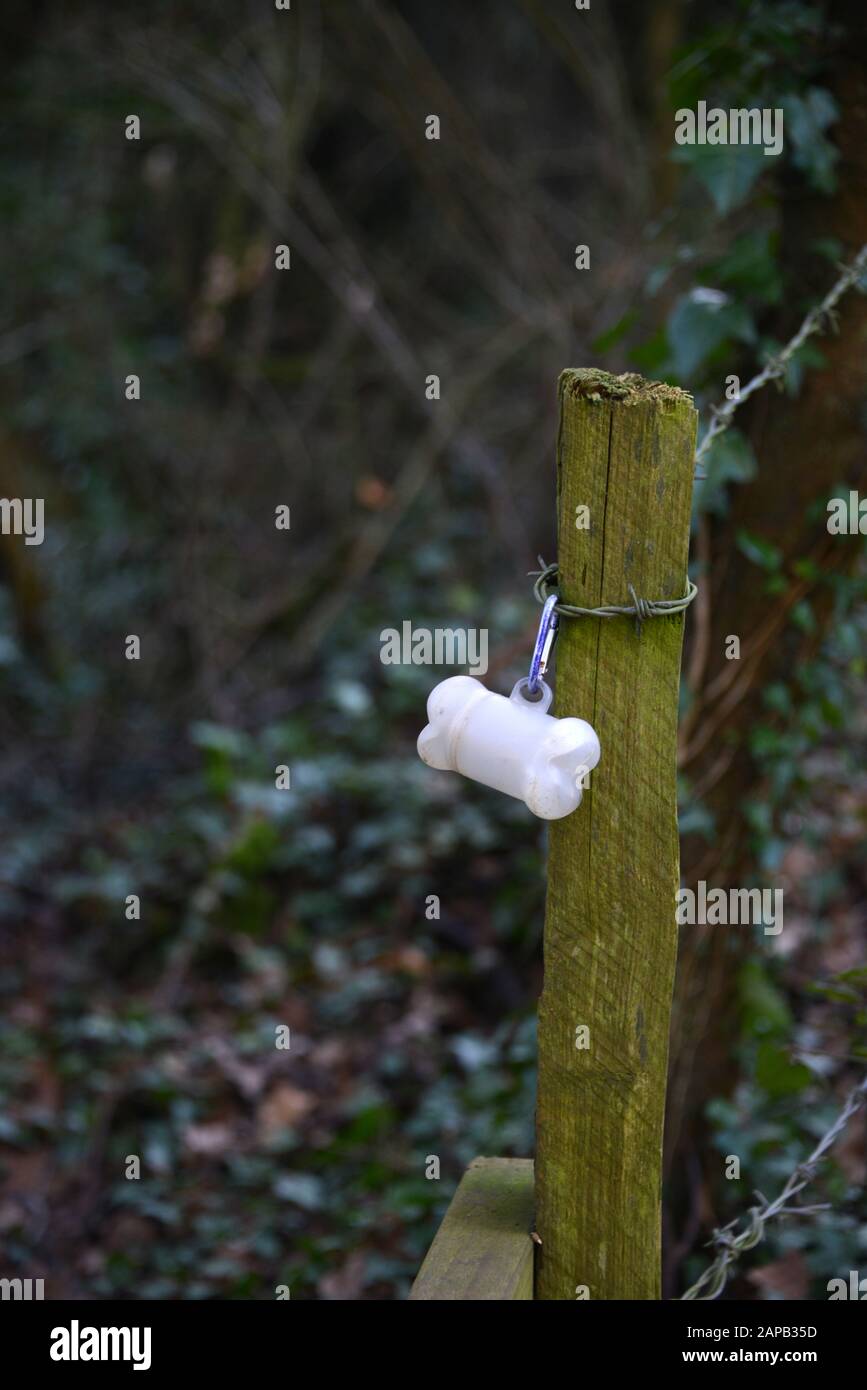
{"left": 527, "top": 594, "right": 559, "bottom": 693}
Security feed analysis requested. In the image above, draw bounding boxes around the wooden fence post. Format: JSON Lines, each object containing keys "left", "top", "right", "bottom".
{"left": 535, "top": 369, "right": 697, "bottom": 1300}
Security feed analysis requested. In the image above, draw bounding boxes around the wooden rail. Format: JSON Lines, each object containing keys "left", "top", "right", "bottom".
{"left": 409, "top": 1158, "right": 535, "bottom": 1300}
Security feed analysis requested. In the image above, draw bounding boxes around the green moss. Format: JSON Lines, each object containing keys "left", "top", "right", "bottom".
{"left": 560, "top": 368, "right": 693, "bottom": 409}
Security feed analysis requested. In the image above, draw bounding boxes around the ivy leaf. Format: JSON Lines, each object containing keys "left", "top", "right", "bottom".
{"left": 781, "top": 88, "right": 839, "bottom": 192}
{"left": 710, "top": 230, "right": 782, "bottom": 303}
{"left": 790, "top": 599, "right": 817, "bottom": 634}
{"left": 755, "top": 1041, "right": 813, "bottom": 1099}
{"left": 737, "top": 528, "right": 783, "bottom": 571}
{"left": 666, "top": 288, "right": 756, "bottom": 380}
{"left": 739, "top": 960, "right": 791, "bottom": 1038}
{"left": 782, "top": 340, "right": 826, "bottom": 396}
{"left": 591, "top": 310, "right": 638, "bottom": 356}
{"left": 677, "top": 800, "right": 715, "bottom": 840}
{"left": 673, "top": 141, "right": 769, "bottom": 215}
{"left": 694, "top": 428, "right": 757, "bottom": 515}
{"left": 273, "top": 1173, "right": 325, "bottom": 1210}
{"left": 628, "top": 326, "right": 669, "bottom": 371}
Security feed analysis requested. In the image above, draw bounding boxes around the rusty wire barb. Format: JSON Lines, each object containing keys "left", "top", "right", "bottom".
{"left": 694, "top": 243, "right": 867, "bottom": 475}
{"left": 680, "top": 1075, "right": 867, "bottom": 1301}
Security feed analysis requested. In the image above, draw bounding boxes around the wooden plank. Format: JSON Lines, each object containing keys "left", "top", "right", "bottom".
{"left": 409, "top": 1157, "right": 535, "bottom": 1300}
{"left": 535, "top": 369, "right": 697, "bottom": 1300}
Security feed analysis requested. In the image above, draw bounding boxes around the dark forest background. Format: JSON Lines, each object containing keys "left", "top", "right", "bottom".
{"left": 1, "top": 0, "right": 866, "bottom": 1299}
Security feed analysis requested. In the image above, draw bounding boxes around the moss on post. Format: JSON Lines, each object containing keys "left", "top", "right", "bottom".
{"left": 535, "top": 369, "right": 697, "bottom": 1300}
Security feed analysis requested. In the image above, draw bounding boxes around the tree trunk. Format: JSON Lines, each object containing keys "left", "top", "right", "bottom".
{"left": 666, "top": 0, "right": 867, "bottom": 1216}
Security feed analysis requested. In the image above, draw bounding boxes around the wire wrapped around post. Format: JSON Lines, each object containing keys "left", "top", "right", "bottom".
{"left": 531, "top": 558, "right": 698, "bottom": 637}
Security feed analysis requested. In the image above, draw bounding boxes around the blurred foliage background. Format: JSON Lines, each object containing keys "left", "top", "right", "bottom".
{"left": 1, "top": 0, "right": 866, "bottom": 1299}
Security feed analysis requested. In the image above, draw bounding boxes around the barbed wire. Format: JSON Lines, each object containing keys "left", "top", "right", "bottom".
{"left": 680, "top": 1075, "right": 867, "bottom": 1300}
{"left": 530, "top": 558, "right": 697, "bottom": 636}
{"left": 694, "top": 244, "right": 867, "bottom": 471}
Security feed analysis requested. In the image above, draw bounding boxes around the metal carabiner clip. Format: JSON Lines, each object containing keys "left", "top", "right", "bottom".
{"left": 527, "top": 594, "right": 559, "bottom": 694}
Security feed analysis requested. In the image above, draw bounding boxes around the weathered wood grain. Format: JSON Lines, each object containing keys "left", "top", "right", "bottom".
{"left": 535, "top": 369, "right": 697, "bottom": 1300}
{"left": 409, "top": 1157, "right": 535, "bottom": 1300}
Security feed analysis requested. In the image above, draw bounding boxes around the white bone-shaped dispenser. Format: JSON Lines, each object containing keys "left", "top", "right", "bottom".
{"left": 417, "top": 675, "right": 601, "bottom": 821}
